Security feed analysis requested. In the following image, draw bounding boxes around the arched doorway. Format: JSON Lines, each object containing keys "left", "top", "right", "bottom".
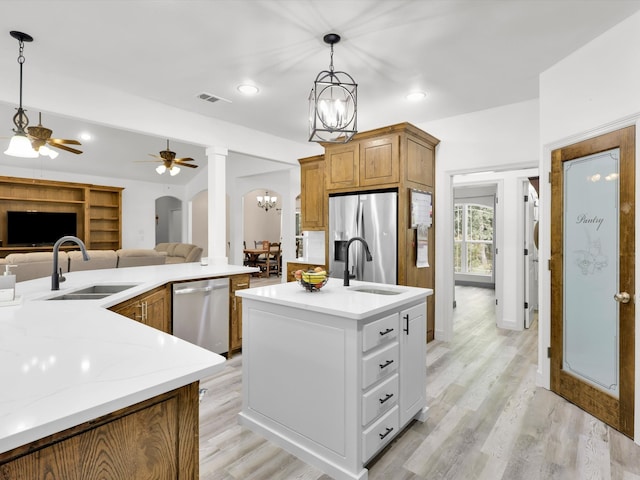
{"left": 243, "top": 188, "right": 282, "bottom": 249}
{"left": 155, "top": 196, "right": 182, "bottom": 245}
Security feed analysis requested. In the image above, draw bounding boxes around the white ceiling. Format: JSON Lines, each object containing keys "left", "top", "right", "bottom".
{"left": 0, "top": 0, "right": 639, "bottom": 185}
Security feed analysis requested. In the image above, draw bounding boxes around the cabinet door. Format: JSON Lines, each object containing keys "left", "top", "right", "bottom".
{"left": 399, "top": 302, "right": 427, "bottom": 426}
{"left": 110, "top": 300, "right": 141, "bottom": 322}
{"left": 404, "top": 134, "right": 435, "bottom": 187}
{"left": 325, "top": 144, "right": 359, "bottom": 190}
{"left": 141, "top": 287, "right": 170, "bottom": 333}
{"left": 109, "top": 285, "right": 170, "bottom": 334}
{"left": 230, "top": 275, "right": 250, "bottom": 352}
{"left": 359, "top": 135, "right": 399, "bottom": 187}
{"left": 300, "top": 158, "right": 325, "bottom": 229}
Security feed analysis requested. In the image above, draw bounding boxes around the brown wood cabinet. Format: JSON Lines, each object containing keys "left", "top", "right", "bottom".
{"left": 0, "top": 382, "right": 199, "bottom": 479}
{"left": 0, "top": 175, "right": 123, "bottom": 257}
{"left": 285, "top": 261, "right": 327, "bottom": 283}
{"left": 304, "top": 123, "right": 439, "bottom": 341}
{"left": 299, "top": 155, "right": 326, "bottom": 230}
{"left": 229, "top": 274, "right": 250, "bottom": 354}
{"left": 324, "top": 133, "right": 401, "bottom": 191}
{"left": 109, "top": 285, "right": 171, "bottom": 333}
{"left": 325, "top": 143, "right": 359, "bottom": 190}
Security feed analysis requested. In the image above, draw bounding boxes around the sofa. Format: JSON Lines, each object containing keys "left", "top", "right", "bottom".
{"left": 68, "top": 250, "right": 118, "bottom": 272}
{"left": 0, "top": 248, "right": 167, "bottom": 282}
{"left": 1, "top": 251, "right": 70, "bottom": 283}
{"left": 154, "top": 243, "right": 203, "bottom": 264}
{"left": 116, "top": 249, "right": 166, "bottom": 268}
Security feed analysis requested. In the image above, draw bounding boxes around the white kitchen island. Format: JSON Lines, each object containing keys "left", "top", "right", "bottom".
{"left": 237, "top": 280, "right": 433, "bottom": 480}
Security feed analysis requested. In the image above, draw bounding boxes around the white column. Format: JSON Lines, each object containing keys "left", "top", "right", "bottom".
{"left": 206, "top": 145, "right": 228, "bottom": 265}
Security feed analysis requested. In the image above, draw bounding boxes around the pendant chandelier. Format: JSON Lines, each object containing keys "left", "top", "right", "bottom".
{"left": 308, "top": 33, "right": 357, "bottom": 143}
{"left": 4, "top": 31, "right": 38, "bottom": 158}
{"left": 257, "top": 191, "right": 277, "bottom": 212}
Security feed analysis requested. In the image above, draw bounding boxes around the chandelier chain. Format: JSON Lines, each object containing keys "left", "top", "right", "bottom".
{"left": 329, "top": 44, "right": 334, "bottom": 72}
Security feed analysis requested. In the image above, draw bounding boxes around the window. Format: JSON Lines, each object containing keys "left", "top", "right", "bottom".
{"left": 454, "top": 203, "right": 493, "bottom": 275}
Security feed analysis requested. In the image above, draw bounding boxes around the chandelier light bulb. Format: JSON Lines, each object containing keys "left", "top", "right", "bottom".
{"left": 156, "top": 165, "right": 167, "bottom": 174}
{"left": 169, "top": 166, "right": 180, "bottom": 176}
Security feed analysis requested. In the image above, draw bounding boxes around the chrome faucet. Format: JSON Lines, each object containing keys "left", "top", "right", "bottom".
{"left": 52, "top": 236, "right": 90, "bottom": 290}
{"left": 343, "top": 236, "right": 373, "bottom": 286}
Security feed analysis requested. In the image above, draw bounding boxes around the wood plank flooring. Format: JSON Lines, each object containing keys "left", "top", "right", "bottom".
{"left": 198, "top": 285, "right": 640, "bottom": 479}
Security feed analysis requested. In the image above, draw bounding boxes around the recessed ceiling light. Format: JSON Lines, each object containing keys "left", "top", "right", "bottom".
{"left": 237, "top": 84, "right": 259, "bottom": 95}
{"left": 80, "top": 132, "right": 92, "bottom": 141}
{"left": 406, "top": 91, "right": 427, "bottom": 101}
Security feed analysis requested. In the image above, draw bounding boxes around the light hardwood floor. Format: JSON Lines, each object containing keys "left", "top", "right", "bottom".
{"left": 198, "top": 285, "right": 640, "bottom": 479}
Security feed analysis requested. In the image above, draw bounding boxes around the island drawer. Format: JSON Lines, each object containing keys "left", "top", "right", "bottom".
{"left": 362, "top": 373, "right": 398, "bottom": 426}
{"left": 362, "top": 313, "right": 398, "bottom": 352}
{"left": 362, "top": 341, "right": 398, "bottom": 389}
{"left": 362, "top": 404, "right": 399, "bottom": 462}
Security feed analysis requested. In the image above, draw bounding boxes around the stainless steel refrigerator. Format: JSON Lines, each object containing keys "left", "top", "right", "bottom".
{"left": 329, "top": 190, "right": 397, "bottom": 285}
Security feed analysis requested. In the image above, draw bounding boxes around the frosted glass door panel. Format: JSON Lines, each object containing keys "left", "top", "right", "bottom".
{"left": 563, "top": 148, "right": 619, "bottom": 397}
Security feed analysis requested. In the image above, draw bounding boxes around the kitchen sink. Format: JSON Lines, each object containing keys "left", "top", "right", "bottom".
{"left": 47, "top": 283, "right": 139, "bottom": 301}
{"left": 348, "top": 286, "right": 405, "bottom": 295}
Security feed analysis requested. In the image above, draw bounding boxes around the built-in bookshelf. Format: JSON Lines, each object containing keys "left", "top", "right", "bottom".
{"left": 0, "top": 176, "right": 123, "bottom": 257}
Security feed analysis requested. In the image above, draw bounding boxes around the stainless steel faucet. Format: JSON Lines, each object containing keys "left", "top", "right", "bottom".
{"left": 52, "top": 236, "right": 90, "bottom": 290}
{"left": 343, "top": 236, "right": 373, "bottom": 286}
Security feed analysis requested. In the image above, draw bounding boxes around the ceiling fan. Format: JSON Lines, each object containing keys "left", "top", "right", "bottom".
{"left": 140, "top": 139, "right": 198, "bottom": 176}
{"left": 27, "top": 112, "right": 83, "bottom": 158}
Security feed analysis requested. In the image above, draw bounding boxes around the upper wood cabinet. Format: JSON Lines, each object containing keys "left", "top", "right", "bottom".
{"left": 359, "top": 134, "right": 400, "bottom": 187}
{"left": 325, "top": 144, "right": 359, "bottom": 190}
{"left": 323, "top": 125, "right": 434, "bottom": 192}
{"left": 299, "top": 155, "right": 326, "bottom": 230}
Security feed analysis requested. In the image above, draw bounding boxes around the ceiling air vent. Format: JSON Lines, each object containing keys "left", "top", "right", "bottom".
{"left": 197, "top": 92, "right": 231, "bottom": 104}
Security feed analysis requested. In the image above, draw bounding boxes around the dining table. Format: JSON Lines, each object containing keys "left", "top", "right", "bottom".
{"left": 243, "top": 248, "right": 269, "bottom": 274}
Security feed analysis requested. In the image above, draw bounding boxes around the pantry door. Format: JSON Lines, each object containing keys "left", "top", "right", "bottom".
{"left": 550, "top": 126, "right": 635, "bottom": 438}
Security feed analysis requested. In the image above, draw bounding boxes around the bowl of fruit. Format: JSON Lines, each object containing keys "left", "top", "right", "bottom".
{"left": 294, "top": 267, "right": 328, "bottom": 292}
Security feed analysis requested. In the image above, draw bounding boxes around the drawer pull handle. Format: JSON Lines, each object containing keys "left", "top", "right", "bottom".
{"left": 379, "top": 359, "right": 394, "bottom": 370}
{"left": 403, "top": 314, "right": 409, "bottom": 334}
{"left": 379, "top": 328, "right": 394, "bottom": 336}
{"left": 379, "top": 393, "right": 394, "bottom": 404}
{"left": 379, "top": 427, "right": 394, "bottom": 440}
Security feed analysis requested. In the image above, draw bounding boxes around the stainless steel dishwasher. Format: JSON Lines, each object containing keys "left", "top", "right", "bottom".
{"left": 172, "top": 278, "right": 229, "bottom": 354}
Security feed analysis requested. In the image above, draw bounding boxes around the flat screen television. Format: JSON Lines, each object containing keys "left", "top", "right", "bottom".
{"left": 6, "top": 211, "right": 78, "bottom": 246}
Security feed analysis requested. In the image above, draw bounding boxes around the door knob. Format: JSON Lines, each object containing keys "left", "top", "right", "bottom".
{"left": 614, "top": 292, "right": 631, "bottom": 304}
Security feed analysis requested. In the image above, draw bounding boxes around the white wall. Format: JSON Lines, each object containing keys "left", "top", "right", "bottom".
{"left": 417, "top": 99, "right": 540, "bottom": 341}
{"left": 539, "top": 10, "right": 640, "bottom": 442}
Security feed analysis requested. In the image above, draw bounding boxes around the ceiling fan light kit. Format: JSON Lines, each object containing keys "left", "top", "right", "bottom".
{"left": 144, "top": 139, "right": 198, "bottom": 176}
{"left": 308, "top": 33, "right": 358, "bottom": 144}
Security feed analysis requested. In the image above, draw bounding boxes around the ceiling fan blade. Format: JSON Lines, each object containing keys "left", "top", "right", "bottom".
{"left": 48, "top": 138, "right": 81, "bottom": 145}
{"left": 174, "top": 157, "right": 194, "bottom": 162}
{"left": 178, "top": 162, "right": 198, "bottom": 169}
{"left": 49, "top": 143, "right": 83, "bottom": 154}
{"left": 133, "top": 160, "right": 162, "bottom": 163}
{"left": 149, "top": 153, "right": 164, "bottom": 159}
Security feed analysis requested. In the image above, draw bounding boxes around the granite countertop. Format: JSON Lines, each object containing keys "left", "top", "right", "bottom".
{"left": 0, "top": 262, "right": 256, "bottom": 455}
{"left": 236, "top": 279, "right": 433, "bottom": 320}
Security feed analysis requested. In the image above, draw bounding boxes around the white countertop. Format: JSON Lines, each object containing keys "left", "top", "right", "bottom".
{"left": 236, "top": 279, "right": 433, "bottom": 320}
{"left": 0, "top": 262, "right": 257, "bottom": 455}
